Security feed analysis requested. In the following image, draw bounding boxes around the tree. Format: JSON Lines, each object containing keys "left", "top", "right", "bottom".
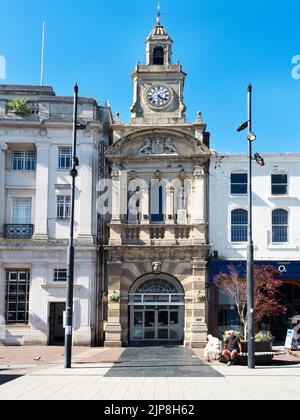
{"left": 214, "top": 265, "right": 286, "bottom": 339}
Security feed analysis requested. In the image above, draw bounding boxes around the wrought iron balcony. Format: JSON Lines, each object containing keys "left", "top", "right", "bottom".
{"left": 4, "top": 224, "right": 34, "bottom": 239}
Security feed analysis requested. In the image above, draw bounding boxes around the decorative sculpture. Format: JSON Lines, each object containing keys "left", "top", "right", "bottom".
{"left": 139, "top": 137, "right": 177, "bottom": 155}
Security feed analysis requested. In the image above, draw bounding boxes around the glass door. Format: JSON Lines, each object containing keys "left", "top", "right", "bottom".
{"left": 131, "top": 307, "right": 183, "bottom": 342}
{"left": 133, "top": 311, "right": 144, "bottom": 340}
{"left": 158, "top": 310, "right": 169, "bottom": 340}
{"left": 170, "top": 310, "right": 180, "bottom": 340}
{"left": 144, "top": 310, "right": 156, "bottom": 340}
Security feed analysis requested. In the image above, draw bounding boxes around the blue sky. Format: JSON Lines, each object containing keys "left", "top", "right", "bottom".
{"left": 0, "top": 0, "right": 299, "bottom": 153}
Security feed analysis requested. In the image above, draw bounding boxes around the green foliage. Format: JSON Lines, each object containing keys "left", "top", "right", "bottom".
{"left": 196, "top": 292, "right": 206, "bottom": 303}
{"left": 222, "top": 330, "right": 274, "bottom": 343}
{"left": 109, "top": 291, "right": 120, "bottom": 303}
{"left": 8, "top": 99, "right": 32, "bottom": 115}
{"left": 255, "top": 330, "right": 274, "bottom": 343}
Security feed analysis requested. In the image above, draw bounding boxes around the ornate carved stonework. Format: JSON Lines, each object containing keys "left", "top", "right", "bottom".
{"left": 193, "top": 167, "right": 205, "bottom": 179}
{"left": 152, "top": 261, "right": 162, "bottom": 274}
{"left": 139, "top": 138, "right": 177, "bottom": 155}
{"left": 0, "top": 142, "right": 8, "bottom": 152}
{"left": 111, "top": 170, "right": 120, "bottom": 181}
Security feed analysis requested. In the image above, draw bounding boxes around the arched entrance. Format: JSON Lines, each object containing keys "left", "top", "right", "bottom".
{"left": 129, "top": 274, "right": 185, "bottom": 345}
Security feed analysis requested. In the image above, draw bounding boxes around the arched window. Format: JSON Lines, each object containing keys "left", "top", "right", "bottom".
{"left": 153, "top": 47, "right": 164, "bottom": 65}
{"left": 231, "top": 209, "right": 248, "bottom": 242}
{"left": 272, "top": 171, "right": 288, "bottom": 195}
{"left": 272, "top": 209, "right": 288, "bottom": 243}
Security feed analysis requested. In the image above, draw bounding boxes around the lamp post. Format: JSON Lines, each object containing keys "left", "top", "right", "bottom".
{"left": 237, "top": 84, "right": 264, "bottom": 370}
{"left": 247, "top": 84, "right": 255, "bottom": 370}
{"left": 64, "top": 84, "right": 86, "bottom": 369}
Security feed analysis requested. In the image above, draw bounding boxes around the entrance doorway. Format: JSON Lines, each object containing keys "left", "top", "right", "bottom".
{"left": 129, "top": 274, "right": 185, "bottom": 345}
{"left": 49, "top": 303, "right": 65, "bottom": 346}
{"left": 132, "top": 307, "right": 182, "bottom": 342}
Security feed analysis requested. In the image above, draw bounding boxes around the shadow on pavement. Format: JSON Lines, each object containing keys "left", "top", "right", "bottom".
{"left": 105, "top": 347, "right": 224, "bottom": 378}
{"left": 0, "top": 375, "right": 23, "bottom": 386}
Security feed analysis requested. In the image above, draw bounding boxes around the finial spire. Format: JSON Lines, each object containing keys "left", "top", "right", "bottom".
{"left": 157, "top": 0, "right": 161, "bottom": 25}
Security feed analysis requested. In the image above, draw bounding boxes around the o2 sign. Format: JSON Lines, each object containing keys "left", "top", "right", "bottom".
{"left": 278, "top": 265, "right": 287, "bottom": 274}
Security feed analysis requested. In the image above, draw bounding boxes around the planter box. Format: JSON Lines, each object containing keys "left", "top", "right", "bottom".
{"left": 242, "top": 341, "right": 273, "bottom": 353}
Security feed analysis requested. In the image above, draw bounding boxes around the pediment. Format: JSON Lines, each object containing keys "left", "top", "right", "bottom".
{"left": 106, "top": 129, "right": 210, "bottom": 160}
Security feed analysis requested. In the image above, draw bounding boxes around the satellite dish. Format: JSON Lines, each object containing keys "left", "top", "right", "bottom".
{"left": 0, "top": 143, "right": 8, "bottom": 152}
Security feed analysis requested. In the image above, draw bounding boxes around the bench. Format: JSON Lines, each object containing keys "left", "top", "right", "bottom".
{"left": 220, "top": 351, "right": 285, "bottom": 365}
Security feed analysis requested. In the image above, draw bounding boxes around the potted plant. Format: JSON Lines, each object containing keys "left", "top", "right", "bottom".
{"left": 196, "top": 292, "right": 206, "bottom": 304}
{"left": 8, "top": 99, "right": 32, "bottom": 115}
{"left": 255, "top": 330, "right": 274, "bottom": 352}
{"left": 109, "top": 291, "right": 120, "bottom": 303}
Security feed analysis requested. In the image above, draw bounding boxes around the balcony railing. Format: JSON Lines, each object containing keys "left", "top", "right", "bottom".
{"left": 109, "top": 224, "right": 207, "bottom": 246}
{"left": 4, "top": 224, "right": 34, "bottom": 239}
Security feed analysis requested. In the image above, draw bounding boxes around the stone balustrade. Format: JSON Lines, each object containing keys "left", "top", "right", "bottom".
{"left": 108, "top": 223, "right": 207, "bottom": 246}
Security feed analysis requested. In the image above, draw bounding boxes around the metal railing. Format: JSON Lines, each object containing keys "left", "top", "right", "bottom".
{"left": 4, "top": 224, "right": 34, "bottom": 239}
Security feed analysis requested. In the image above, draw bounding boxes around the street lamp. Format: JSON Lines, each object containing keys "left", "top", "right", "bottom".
{"left": 248, "top": 132, "right": 257, "bottom": 142}
{"left": 237, "top": 83, "right": 264, "bottom": 369}
{"left": 64, "top": 84, "right": 86, "bottom": 369}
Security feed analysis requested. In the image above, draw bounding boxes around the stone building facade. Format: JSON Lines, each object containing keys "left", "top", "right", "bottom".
{"left": 0, "top": 85, "right": 111, "bottom": 346}
{"left": 103, "top": 18, "right": 211, "bottom": 347}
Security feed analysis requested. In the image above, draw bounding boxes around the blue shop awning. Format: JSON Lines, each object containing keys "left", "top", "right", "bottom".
{"left": 209, "top": 260, "right": 300, "bottom": 285}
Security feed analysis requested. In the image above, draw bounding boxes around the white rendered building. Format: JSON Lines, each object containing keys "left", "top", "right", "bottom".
{"left": 209, "top": 153, "right": 300, "bottom": 339}
{"left": 0, "top": 85, "right": 111, "bottom": 346}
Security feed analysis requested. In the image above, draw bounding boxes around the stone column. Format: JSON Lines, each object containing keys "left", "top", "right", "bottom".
{"left": 104, "top": 261, "right": 122, "bottom": 347}
{"left": 78, "top": 143, "right": 94, "bottom": 244}
{"left": 165, "top": 185, "right": 174, "bottom": 224}
{"left": 111, "top": 169, "right": 121, "bottom": 224}
{"left": 0, "top": 143, "right": 7, "bottom": 237}
{"left": 32, "top": 143, "right": 50, "bottom": 240}
{"left": 109, "top": 169, "right": 125, "bottom": 246}
{"left": 28, "top": 264, "right": 48, "bottom": 345}
{"left": 190, "top": 259, "right": 208, "bottom": 348}
{"left": 192, "top": 167, "right": 206, "bottom": 244}
{"left": 192, "top": 167, "right": 206, "bottom": 224}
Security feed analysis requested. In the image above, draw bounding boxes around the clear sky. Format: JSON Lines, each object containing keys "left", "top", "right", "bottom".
{"left": 0, "top": 0, "right": 299, "bottom": 153}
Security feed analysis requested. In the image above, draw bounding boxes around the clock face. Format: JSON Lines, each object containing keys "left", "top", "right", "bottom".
{"left": 147, "top": 86, "right": 171, "bottom": 107}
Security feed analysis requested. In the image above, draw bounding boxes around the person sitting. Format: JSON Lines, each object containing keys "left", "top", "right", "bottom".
{"left": 222, "top": 330, "right": 243, "bottom": 366}
{"left": 204, "top": 334, "right": 221, "bottom": 362}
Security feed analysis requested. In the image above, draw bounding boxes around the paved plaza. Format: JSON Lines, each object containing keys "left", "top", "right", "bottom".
{"left": 0, "top": 346, "right": 300, "bottom": 400}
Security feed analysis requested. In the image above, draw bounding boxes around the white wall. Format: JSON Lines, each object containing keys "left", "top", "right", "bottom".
{"left": 209, "top": 154, "right": 300, "bottom": 261}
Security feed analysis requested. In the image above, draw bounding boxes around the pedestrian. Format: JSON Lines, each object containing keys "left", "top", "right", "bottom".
{"left": 204, "top": 334, "right": 221, "bottom": 362}
{"left": 222, "top": 330, "right": 243, "bottom": 366}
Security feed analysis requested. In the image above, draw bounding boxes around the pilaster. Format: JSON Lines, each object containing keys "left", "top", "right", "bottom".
{"left": 32, "top": 143, "right": 50, "bottom": 240}
{"left": 77, "top": 143, "right": 94, "bottom": 244}
{"left": 104, "top": 261, "right": 122, "bottom": 347}
{"left": 0, "top": 143, "right": 7, "bottom": 237}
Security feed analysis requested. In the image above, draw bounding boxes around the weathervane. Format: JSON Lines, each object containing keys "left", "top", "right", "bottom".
{"left": 156, "top": 0, "right": 167, "bottom": 25}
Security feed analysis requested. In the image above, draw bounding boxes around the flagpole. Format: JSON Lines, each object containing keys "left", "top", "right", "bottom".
{"left": 40, "top": 22, "right": 45, "bottom": 86}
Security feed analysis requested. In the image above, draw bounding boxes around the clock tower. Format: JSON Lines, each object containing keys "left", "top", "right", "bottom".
{"left": 104, "top": 13, "right": 211, "bottom": 349}
{"left": 130, "top": 15, "right": 187, "bottom": 125}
